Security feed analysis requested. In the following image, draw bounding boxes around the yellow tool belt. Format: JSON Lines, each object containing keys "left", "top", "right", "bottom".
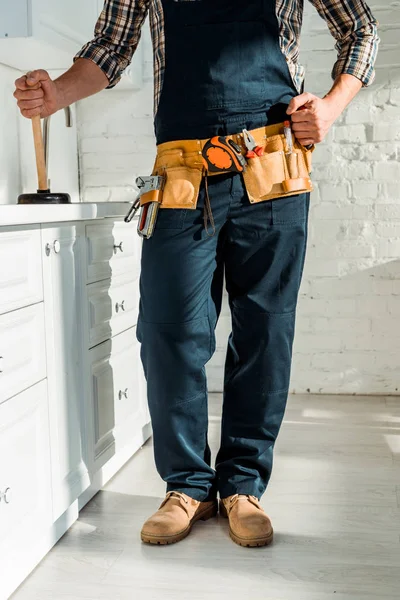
{"left": 140, "top": 122, "right": 314, "bottom": 210}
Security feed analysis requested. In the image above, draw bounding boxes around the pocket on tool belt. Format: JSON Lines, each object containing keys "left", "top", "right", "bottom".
{"left": 243, "top": 151, "right": 288, "bottom": 203}
{"left": 158, "top": 165, "right": 203, "bottom": 210}
{"left": 242, "top": 138, "right": 313, "bottom": 204}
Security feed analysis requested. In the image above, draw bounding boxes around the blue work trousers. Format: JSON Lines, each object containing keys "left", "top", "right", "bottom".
{"left": 137, "top": 173, "right": 309, "bottom": 501}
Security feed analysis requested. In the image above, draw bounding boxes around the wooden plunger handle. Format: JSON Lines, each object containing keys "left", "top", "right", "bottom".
{"left": 31, "top": 115, "right": 48, "bottom": 191}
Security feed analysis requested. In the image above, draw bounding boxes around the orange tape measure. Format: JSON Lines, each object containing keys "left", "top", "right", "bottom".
{"left": 202, "top": 136, "right": 247, "bottom": 174}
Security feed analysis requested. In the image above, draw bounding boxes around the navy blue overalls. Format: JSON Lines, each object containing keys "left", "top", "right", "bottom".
{"left": 137, "top": 0, "right": 310, "bottom": 501}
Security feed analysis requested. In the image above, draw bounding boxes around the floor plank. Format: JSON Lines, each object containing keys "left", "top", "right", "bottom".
{"left": 12, "top": 393, "right": 400, "bottom": 600}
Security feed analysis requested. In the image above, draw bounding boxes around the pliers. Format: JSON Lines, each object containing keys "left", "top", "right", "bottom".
{"left": 242, "top": 129, "right": 264, "bottom": 158}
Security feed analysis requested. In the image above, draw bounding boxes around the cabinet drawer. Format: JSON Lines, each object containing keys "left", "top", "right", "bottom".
{"left": 0, "top": 303, "right": 46, "bottom": 404}
{"left": 85, "top": 221, "right": 141, "bottom": 284}
{"left": 87, "top": 274, "right": 139, "bottom": 349}
{"left": 0, "top": 227, "right": 43, "bottom": 316}
{"left": 0, "top": 380, "right": 52, "bottom": 560}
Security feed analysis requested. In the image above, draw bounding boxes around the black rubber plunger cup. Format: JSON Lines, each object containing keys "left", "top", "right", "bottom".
{"left": 18, "top": 115, "right": 71, "bottom": 204}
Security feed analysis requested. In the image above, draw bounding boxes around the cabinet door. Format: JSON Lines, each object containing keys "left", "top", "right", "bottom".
{"left": 0, "top": 380, "right": 52, "bottom": 600}
{"left": 0, "top": 1, "right": 100, "bottom": 70}
{"left": 41, "top": 225, "right": 89, "bottom": 521}
{"left": 33, "top": 0, "right": 99, "bottom": 51}
{"left": 88, "top": 339, "right": 116, "bottom": 472}
{"left": 88, "top": 328, "right": 149, "bottom": 472}
{"left": 0, "top": 226, "right": 43, "bottom": 316}
{"left": 111, "top": 328, "right": 149, "bottom": 443}
{"left": 0, "top": 0, "right": 29, "bottom": 38}
{"left": 0, "top": 303, "right": 46, "bottom": 405}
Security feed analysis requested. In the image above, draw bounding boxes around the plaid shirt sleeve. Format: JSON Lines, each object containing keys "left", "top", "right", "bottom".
{"left": 74, "top": 0, "right": 150, "bottom": 88}
{"left": 308, "top": 0, "right": 379, "bottom": 86}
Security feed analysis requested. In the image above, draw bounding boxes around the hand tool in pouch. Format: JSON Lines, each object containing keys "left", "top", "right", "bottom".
{"left": 202, "top": 136, "right": 247, "bottom": 174}
{"left": 125, "top": 175, "right": 165, "bottom": 239}
{"left": 242, "top": 129, "right": 264, "bottom": 158}
{"left": 18, "top": 114, "right": 71, "bottom": 204}
{"left": 282, "top": 120, "right": 312, "bottom": 194}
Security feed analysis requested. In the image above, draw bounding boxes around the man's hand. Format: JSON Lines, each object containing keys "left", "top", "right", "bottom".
{"left": 14, "top": 70, "right": 61, "bottom": 119}
{"left": 286, "top": 75, "right": 363, "bottom": 146}
{"left": 286, "top": 92, "right": 340, "bottom": 146}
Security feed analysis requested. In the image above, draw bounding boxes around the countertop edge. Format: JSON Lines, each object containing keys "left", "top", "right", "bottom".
{"left": 0, "top": 202, "right": 133, "bottom": 228}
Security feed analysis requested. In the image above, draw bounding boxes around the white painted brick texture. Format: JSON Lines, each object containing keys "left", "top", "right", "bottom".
{"left": 78, "top": 2, "right": 400, "bottom": 395}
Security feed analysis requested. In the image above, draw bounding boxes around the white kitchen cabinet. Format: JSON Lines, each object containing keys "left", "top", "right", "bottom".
{"left": 88, "top": 337, "right": 116, "bottom": 471}
{"left": 86, "top": 273, "right": 140, "bottom": 348}
{"left": 41, "top": 224, "right": 90, "bottom": 521}
{"left": 87, "top": 327, "right": 147, "bottom": 472}
{"left": 85, "top": 221, "right": 142, "bottom": 284}
{"left": 111, "top": 327, "right": 148, "bottom": 442}
{"left": 0, "top": 210, "right": 150, "bottom": 598}
{"left": 0, "top": 227, "right": 43, "bottom": 316}
{"left": 0, "top": 303, "right": 46, "bottom": 405}
{"left": 0, "top": 0, "right": 100, "bottom": 70}
{"left": 0, "top": 380, "right": 52, "bottom": 600}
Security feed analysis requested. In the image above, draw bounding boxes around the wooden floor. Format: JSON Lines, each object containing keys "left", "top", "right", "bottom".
{"left": 12, "top": 394, "right": 400, "bottom": 600}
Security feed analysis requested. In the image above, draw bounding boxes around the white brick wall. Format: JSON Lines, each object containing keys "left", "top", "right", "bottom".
{"left": 289, "top": 0, "right": 400, "bottom": 395}
{"left": 78, "top": 2, "right": 400, "bottom": 395}
{"left": 77, "top": 23, "right": 156, "bottom": 204}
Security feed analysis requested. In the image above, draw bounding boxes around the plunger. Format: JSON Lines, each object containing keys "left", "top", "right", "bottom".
{"left": 18, "top": 115, "right": 71, "bottom": 204}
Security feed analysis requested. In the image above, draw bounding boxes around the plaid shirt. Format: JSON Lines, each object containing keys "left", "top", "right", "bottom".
{"left": 75, "top": 0, "right": 379, "bottom": 115}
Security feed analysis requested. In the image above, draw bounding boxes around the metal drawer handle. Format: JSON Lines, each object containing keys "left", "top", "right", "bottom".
{"left": 0, "top": 356, "right": 3, "bottom": 373}
{"left": 115, "top": 301, "right": 125, "bottom": 313}
{"left": 114, "top": 242, "right": 124, "bottom": 253}
{"left": 0, "top": 488, "right": 11, "bottom": 504}
{"left": 118, "top": 388, "right": 129, "bottom": 400}
{"left": 45, "top": 240, "right": 60, "bottom": 256}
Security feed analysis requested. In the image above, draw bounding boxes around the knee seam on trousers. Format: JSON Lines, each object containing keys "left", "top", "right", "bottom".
{"left": 168, "top": 389, "right": 206, "bottom": 408}
{"left": 232, "top": 305, "right": 297, "bottom": 317}
{"left": 138, "top": 314, "right": 209, "bottom": 326}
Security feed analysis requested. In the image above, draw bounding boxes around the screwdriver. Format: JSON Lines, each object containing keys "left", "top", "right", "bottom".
{"left": 283, "top": 121, "right": 294, "bottom": 154}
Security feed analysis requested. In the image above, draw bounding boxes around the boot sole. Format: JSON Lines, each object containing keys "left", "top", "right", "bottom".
{"left": 141, "top": 502, "right": 218, "bottom": 545}
{"left": 219, "top": 500, "right": 274, "bottom": 548}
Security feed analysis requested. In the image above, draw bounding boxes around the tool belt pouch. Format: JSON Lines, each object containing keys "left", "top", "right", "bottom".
{"left": 148, "top": 149, "right": 203, "bottom": 209}
{"left": 242, "top": 135, "right": 314, "bottom": 204}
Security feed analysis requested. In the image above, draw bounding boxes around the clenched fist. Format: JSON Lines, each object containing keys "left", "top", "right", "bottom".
{"left": 287, "top": 92, "right": 341, "bottom": 146}
{"left": 14, "top": 70, "right": 60, "bottom": 119}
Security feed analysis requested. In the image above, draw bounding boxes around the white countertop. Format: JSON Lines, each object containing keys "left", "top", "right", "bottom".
{"left": 0, "top": 202, "right": 133, "bottom": 228}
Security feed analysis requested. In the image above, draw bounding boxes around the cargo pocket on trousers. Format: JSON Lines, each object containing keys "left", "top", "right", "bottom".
{"left": 271, "top": 193, "right": 308, "bottom": 228}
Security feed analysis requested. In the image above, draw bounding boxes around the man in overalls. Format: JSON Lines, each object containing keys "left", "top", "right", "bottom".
{"left": 15, "top": 0, "right": 378, "bottom": 547}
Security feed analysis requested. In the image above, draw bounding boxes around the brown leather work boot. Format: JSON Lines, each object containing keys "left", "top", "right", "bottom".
{"left": 141, "top": 491, "right": 218, "bottom": 545}
{"left": 220, "top": 494, "right": 274, "bottom": 547}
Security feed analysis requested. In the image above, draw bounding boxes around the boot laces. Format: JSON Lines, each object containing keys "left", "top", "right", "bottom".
{"left": 166, "top": 491, "right": 189, "bottom": 504}
{"left": 229, "top": 494, "right": 258, "bottom": 504}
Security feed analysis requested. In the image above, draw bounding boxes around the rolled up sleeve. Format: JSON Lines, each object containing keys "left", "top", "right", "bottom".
{"left": 309, "top": 0, "right": 380, "bottom": 87}
{"left": 74, "top": 0, "right": 150, "bottom": 88}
